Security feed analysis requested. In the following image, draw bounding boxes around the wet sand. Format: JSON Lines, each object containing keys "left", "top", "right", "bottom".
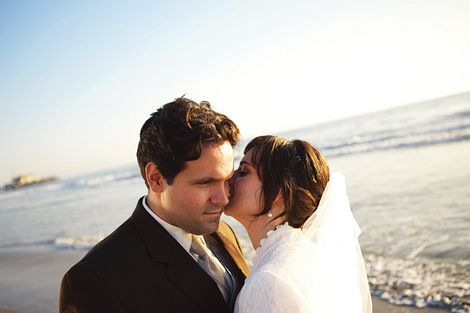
{"left": 372, "top": 297, "right": 449, "bottom": 313}
{"left": 0, "top": 248, "right": 86, "bottom": 313}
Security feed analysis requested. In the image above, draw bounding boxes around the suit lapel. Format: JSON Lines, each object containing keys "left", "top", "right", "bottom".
{"left": 165, "top": 243, "right": 228, "bottom": 312}
{"left": 206, "top": 223, "right": 250, "bottom": 311}
{"left": 204, "top": 234, "right": 245, "bottom": 311}
{"left": 214, "top": 228, "right": 250, "bottom": 277}
{"left": 130, "top": 198, "right": 229, "bottom": 313}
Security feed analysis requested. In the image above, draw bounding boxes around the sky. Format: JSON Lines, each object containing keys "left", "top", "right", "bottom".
{"left": 1, "top": 0, "right": 469, "bottom": 186}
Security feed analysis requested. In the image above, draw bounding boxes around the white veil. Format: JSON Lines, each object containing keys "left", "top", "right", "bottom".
{"left": 302, "top": 172, "right": 372, "bottom": 313}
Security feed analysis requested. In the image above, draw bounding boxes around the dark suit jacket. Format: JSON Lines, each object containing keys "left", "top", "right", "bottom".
{"left": 60, "top": 197, "right": 249, "bottom": 313}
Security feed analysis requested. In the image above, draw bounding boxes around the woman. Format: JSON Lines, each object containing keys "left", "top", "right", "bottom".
{"left": 225, "top": 136, "right": 372, "bottom": 313}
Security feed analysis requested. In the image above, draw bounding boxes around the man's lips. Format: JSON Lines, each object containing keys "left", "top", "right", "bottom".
{"left": 204, "top": 209, "right": 223, "bottom": 215}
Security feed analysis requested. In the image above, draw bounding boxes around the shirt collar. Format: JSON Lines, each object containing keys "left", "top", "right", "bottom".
{"left": 142, "top": 196, "right": 193, "bottom": 253}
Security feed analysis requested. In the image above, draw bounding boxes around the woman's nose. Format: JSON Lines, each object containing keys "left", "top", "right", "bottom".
{"left": 228, "top": 172, "right": 237, "bottom": 185}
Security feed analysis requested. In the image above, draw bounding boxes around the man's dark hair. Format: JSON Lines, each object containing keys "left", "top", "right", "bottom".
{"left": 137, "top": 97, "right": 240, "bottom": 187}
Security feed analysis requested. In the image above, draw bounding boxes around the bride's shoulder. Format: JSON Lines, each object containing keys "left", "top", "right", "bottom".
{"left": 262, "top": 223, "right": 309, "bottom": 250}
{"left": 237, "top": 259, "right": 312, "bottom": 313}
{"left": 253, "top": 223, "right": 312, "bottom": 269}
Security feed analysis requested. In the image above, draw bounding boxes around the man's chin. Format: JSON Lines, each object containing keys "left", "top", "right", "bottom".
{"left": 188, "top": 218, "right": 221, "bottom": 235}
{"left": 206, "top": 217, "right": 222, "bottom": 233}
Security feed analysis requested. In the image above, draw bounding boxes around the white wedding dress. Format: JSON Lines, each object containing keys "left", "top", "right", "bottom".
{"left": 235, "top": 173, "right": 372, "bottom": 313}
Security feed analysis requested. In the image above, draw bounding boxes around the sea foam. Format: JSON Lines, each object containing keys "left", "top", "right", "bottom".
{"left": 54, "top": 234, "right": 105, "bottom": 250}
{"left": 366, "top": 253, "right": 470, "bottom": 313}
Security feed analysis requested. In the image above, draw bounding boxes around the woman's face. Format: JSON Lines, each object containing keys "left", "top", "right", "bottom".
{"left": 224, "top": 149, "right": 264, "bottom": 224}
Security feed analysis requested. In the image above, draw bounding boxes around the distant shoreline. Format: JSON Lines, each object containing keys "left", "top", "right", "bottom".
{"left": 2, "top": 174, "right": 57, "bottom": 190}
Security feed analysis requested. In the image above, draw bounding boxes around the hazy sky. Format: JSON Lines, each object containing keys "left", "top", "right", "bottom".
{"left": 1, "top": 0, "right": 469, "bottom": 185}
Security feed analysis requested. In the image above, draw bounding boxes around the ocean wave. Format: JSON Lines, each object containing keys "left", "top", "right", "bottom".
{"left": 0, "top": 234, "right": 106, "bottom": 251}
{"left": 75, "top": 171, "right": 140, "bottom": 187}
{"left": 323, "top": 127, "right": 470, "bottom": 157}
{"left": 0, "top": 239, "right": 57, "bottom": 249}
{"left": 54, "top": 234, "right": 105, "bottom": 250}
{"left": 366, "top": 253, "right": 470, "bottom": 312}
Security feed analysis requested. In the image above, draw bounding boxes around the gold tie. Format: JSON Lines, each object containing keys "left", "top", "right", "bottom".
{"left": 190, "top": 235, "right": 232, "bottom": 303}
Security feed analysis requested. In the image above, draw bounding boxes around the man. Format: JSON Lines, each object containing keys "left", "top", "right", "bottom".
{"left": 60, "top": 98, "right": 249, "bottom": 313}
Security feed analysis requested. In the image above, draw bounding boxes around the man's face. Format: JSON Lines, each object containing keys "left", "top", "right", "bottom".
{"left": 158, "top": 141, "right": 234, "bottom": 235}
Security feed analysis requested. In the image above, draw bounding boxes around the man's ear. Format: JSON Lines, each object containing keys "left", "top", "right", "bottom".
{"left": 145, "top": 163, "right": 166, "bottom": 193}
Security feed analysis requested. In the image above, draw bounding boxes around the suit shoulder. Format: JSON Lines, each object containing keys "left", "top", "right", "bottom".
{"left": 217, "top": 221, "right": 245, "bottom": 254}
{"left": 73, "top": 218, "right": 139, "bottom": 268}
{"left": 218, "top": 220, "right": 236, "bottom": 239}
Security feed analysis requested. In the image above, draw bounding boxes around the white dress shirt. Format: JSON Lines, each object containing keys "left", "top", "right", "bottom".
{"left": 142, "top": 196, "right": 234, "bottom": 301}
{"left": 142, "top": 196, "right": 225, "bottom": 264}
{"left": 142, "top": 196, "right": 193, "bottom": 256}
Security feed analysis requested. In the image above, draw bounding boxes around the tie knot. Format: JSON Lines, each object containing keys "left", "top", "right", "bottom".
{"left": 190, "top": 235, "right": 207, "bottom": 258}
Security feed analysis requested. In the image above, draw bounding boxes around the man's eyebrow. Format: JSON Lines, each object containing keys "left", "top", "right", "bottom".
{"left": 192, "top": 176, "right": 215, "bottom": 182}
{"left": 191, "top": 174, "right": 231, "bottom": 183}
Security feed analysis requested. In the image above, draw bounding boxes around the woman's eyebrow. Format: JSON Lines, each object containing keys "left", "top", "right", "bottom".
{"left": 239, "top": 160, "right": 252, "bottom": 167}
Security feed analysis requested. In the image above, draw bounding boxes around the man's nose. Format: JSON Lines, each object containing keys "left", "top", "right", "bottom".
{"left": 211, "top": 184, "right": 229, "bottom": 206}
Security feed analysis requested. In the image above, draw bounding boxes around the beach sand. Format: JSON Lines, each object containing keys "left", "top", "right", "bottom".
{"left": 0, "top": 249, "right": 450, "bottom": 313}
{"left": 372, "top": 298, "right": 449, "bottom": 313}
{"left": 0, "top": 248, "right": 85, "bottom": 313}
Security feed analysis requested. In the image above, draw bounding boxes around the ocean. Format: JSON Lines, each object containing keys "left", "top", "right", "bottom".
{"left": 1, "top": 91, "right": 469, "bottom": 312}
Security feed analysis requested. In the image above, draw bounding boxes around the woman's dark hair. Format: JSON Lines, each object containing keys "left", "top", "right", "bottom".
{"left": 245, "top": 135, "right": 330, "bottom": 228}
{"left": 137, "top": 97, "right": 240, "bottom": 187}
